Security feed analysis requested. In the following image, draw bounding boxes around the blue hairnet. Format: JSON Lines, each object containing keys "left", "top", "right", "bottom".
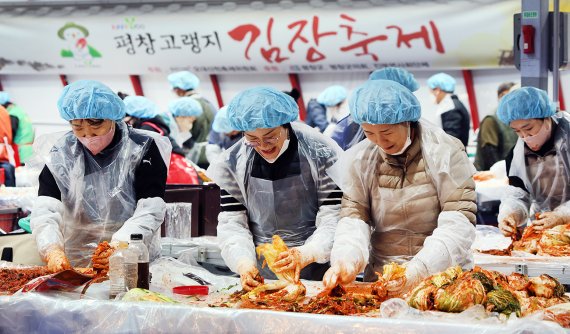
{"left": 369, "top": 67, "right": 419, "bottom": 92}
{"left": 497, "top": 87, "right": 556, "bottom": 125}
{"left": 57, "top": 80, "right": 126, "bottom": 121}
{"left": 427, "top": 73, "right": 456, "bottom": 93}
{"left": 227, "top": 87, "right": 299, "bottom": 131}
{"left": 317, "top": 85, "right": 348, "bottom": 107}
{"left": 0, "top": 92, "right": 10, "bottom": 105}
{"left": 169, "top": 97, "right": 203, "bottom": 117}
{"left": 349, "top": 80, "right": 421, "bottom": 125}
{"left": 123, "top": 96, "right": 160, "bottom": 119}
{"left": 212, "top": 106, "right": 235, "bottom": 133}
{"left": 168, "top": 71, "right": 200, "bottom": 91}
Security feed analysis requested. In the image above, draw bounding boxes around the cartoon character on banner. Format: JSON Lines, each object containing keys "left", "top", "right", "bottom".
{"left": 58, "top": 22, "right": 102, "bottom": 65}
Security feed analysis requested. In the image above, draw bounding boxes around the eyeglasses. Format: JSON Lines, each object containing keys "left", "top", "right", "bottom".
{"left": 243, "top": 129, "right": 284, "bottom": 148}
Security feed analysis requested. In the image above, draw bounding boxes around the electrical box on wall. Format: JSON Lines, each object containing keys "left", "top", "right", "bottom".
{"left": 514, "top": 12, "right": 569, "bottom": 71}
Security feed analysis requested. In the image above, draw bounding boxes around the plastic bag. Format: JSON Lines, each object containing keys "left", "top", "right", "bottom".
{"left": 167, "top": 153, "right": 200, "bottom": 185}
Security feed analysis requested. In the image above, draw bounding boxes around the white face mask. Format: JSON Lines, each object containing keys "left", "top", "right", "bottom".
{"left": 379, "top": 124, "right": 412, "bottom": 156}
{"left": 176, "top": 117, "right": 195, "bottom": 132}
{"left": 522, "top": 119, "right": 552, "bottom": 151}
{"left": 262, "top": 138, "right": 290, "bottom": 163}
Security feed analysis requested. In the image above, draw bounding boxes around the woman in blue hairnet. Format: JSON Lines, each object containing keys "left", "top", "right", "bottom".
{"left": 331, "top": 67, "right": 420, "bottom": 150}
{"left": 305, "top": 86, "right": 346, "bottom": 134}
{"left": 31, "top": 80, "right": 171, "bottom": 272}
{"left": 124, "top": 95, "right": 184, "bottom": 154}
{"left": 323, "top": 80, "right": 476, "bottom": 294}
{"left": 497, "top": 87, "right": 570, "bottom": 237}
{"left": 168, "top": 97, "right": 206, "bottom": 162}
{"left": 207, "top": 87, "right": 342, "bottom": 290}
{"left": 205, "top": 106, "right": 242, "bottom": 164}
{"left": 168, "top": 71, "right": 216, "bottom": 168}
{"left": 124, "top": 95, "right": 200, "bottom": 185}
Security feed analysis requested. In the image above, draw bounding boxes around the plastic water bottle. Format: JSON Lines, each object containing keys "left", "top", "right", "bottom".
{"left": 123, "top": 246, "right": 138, "bottom": 291}
{"left": 108, "top": 241, "right": 129, "bottom": 299}
{"left": 128, "top": 233, "right": 150, "bottom": 290}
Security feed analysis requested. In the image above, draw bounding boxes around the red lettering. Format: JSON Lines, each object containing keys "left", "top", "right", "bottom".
{"left": 340, "top": 34, "right": 388, "bottom": 61}
{"left": 227, "top": 24, "right": 261, "bottom": 60}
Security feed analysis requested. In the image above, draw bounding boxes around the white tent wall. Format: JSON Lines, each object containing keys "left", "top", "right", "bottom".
{"left": 1, "top": 69, "right": 569, "bottom": 138}
{"left": 0, "top": 74, "right": 66, "bottom": 137}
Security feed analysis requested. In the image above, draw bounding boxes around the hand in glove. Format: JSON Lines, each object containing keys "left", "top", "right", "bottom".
{"left": 533, "top": 212, "right": 568, "bottom": 231}
{"left": 322, "top": 264, "right": 359, "bottom": 290}
{"left": 46, "top": 246, "right": 71, "bottom": 273}
{"left": 273, "top": 247, "right": 315, "bottom": 283}
{"left": 498, "top": 214, "right": 519, "bottom": 237}
{"left": 385, "top": 263, "right": 422, "bottom": 297}
{"left": 236, "top": 260, "right": 263, "bottom": 291}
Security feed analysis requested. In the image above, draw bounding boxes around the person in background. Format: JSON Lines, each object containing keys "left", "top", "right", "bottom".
{"left": 427, "top": 73, "right": 471, "bottom": 147}
{"left": 123, "top": 95, "right": 185, "bottom": 156}
{"left": 168, "top": 71, "right": 216, "bottom": 168}
{"left": 124, "top": 95, "right": 200, "bottom": 185}
{"left": 305, "top": 85, "right": 348, "bottom": 135}
{"left": 0, "top": 106, "right": 16, "bottom": 186}
{"left": 323, "top": 80, "right": 476, "bottom": 293}
{"left": 317, "top": 85, "right": 349, "bottom": 137}
{"left": 207, "top": 87, "right": 342, "bottom": 290}
{"left": 497, "top": 87, "right": 570, "bottom": 237}
{"left": 305, "top": 98, "right": 328, "bottom": 133}
{"left": 0, "top": 92, "right": 35, "bottom": 164}
{"left": 119, "top": 91, "right": 183, "bottom": 150}
{"left": 206, "top": 106, "right": 242, "bottom": 164}
{"left": 168, "top": 97, "right": 205, "bottom": 161}
{"left": 284, "top": 88, "right": 301, "bottom": 104}
{"left": 331, "top": 67, "right": 420, "bottom": 150}
{"left": 117, "top": 91, "right": 129, "bottom": 100}
{"left": 30, "top": 80, "right": 170, "bottom": 272}
{"left": 473, "top": 83, "right": 519, "bottom": 171}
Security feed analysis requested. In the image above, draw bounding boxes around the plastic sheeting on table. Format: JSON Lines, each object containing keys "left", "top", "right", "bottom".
{"left": 1, "top": 293, "right": 567, "bottom": 334}
{"left": 150, "top": 257, "right": 237, "bottom": 294}
{"left": 15, "top": 166, "right": 41, "bottom": 188}
{"left": 472, "top": 225, "right": 514, "bottom": 252}
{"left": 0, "top": 186, "right": 37, "bottom": 212}
{"left": 1, "top": 258, "right": 569, "bottom": 333}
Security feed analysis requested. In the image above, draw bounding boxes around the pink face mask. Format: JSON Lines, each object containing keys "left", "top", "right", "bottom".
{"left": 523, "top": 119, "right": 551, "bottom": 151}
{"left": 77, "top": 124, "right": 116, "bottom": 155}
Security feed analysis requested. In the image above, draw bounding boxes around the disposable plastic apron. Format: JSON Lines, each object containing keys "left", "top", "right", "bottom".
{"left": 245, "top": 155, "right": 329, "bottom": 281}
{"left": 365, "top": 175, "right": 439, "bottom": 281}
{"left": 51, "top": 125, "right": 141, "bottom": 268}
{"left": 526, "top": 150, "right": 570, "bottom": 214}
{"left": 61, "top": 156, "right": 137, "bottom": 267}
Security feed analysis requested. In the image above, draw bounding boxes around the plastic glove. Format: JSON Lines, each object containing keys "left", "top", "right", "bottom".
{"left": 112, "top": 197, "right": 165, "bottom": 261}
{"left": 216, "top": 210, "right": 257, "bottom": 274}
{"left": 322, "top": 263, "right": 359, "bottom": 290}
{"left": 30, "top": 196, "right": 65, "bottom": 260}
{"left": 498, "top": 214, "right": 518, "bottom": 237}
{"left": 236, "top": 259, "right": 263, "bottom": 291}
{"left": 45, "top": 246, "right": 71, "bottom": 273}
{"left": 385, "top": 261, "right": 425, "bottom": 297}
{"left": 273, "top": 247, "right": 316, "bottom": 283}
{"left": 532, "top": 212, "right": 568, "bottom": 231}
